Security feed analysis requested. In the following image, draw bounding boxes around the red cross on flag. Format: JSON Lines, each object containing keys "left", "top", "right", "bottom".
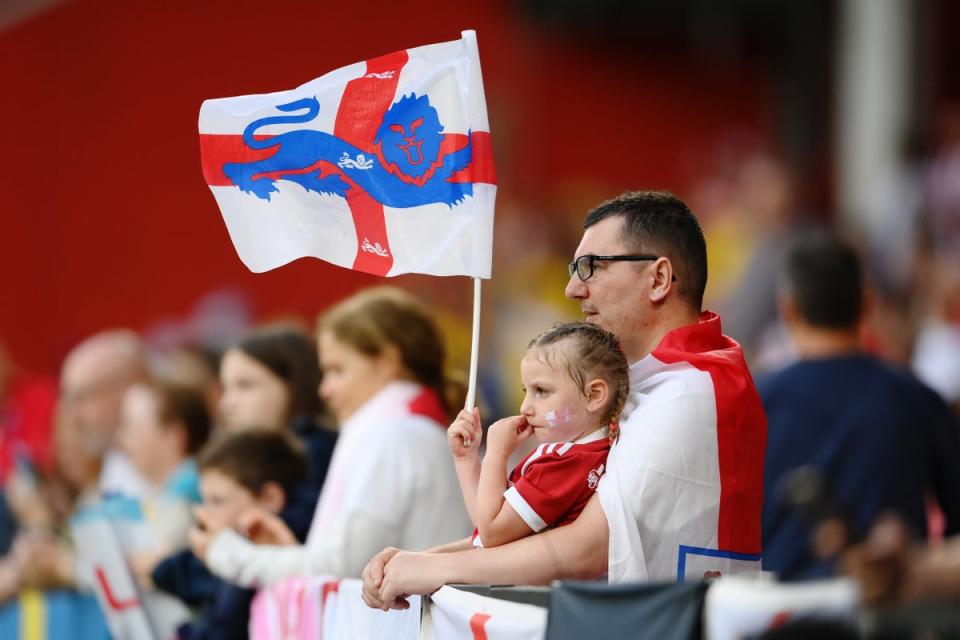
{"left": 199, "top": 30, "right": 497, "bottom": 278}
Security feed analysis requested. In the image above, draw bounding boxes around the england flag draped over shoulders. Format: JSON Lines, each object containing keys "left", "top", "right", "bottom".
{"left": 199, "top": 30, "right": 497, "bottom": 278}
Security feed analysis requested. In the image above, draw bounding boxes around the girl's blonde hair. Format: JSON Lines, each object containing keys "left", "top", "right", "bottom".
{"left": 527, "top": 322, "right": 629, "bottom": 427}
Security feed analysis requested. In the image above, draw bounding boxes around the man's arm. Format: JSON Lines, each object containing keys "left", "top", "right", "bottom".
{"left": 363, "top": 494, "right": 608, "bottom": 610}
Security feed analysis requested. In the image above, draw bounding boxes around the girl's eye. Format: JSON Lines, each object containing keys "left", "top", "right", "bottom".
{"left": 535, "top": 386, "right": 549, "bottom": 396}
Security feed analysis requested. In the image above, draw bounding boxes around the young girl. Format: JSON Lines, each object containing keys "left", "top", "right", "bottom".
{"left": 448, "top": 321, "right": 629, "bottom": 548}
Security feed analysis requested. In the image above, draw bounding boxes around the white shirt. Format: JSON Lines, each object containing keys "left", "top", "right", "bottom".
{"left": 599, "top": 312, "right": 766, "bottom": 582}
{"left": 207, "top": 381, "right": 472, "bottom": 586}
{"left": 98, "top": 448, "right": 151, "bottom": 498}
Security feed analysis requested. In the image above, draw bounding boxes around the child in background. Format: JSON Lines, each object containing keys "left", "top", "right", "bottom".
{"left": 448, "top": 322, "right": 629, "bottom": 548}
{"left": 118, "top": 381, "right": 211, "bottom": 549}
{"left": 151, "top": 431, "right": 313, "bottom": 640}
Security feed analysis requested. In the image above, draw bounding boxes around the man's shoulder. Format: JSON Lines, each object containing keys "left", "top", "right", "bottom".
{"left": 759, "top": 355, "right": 943, "bottom": 404}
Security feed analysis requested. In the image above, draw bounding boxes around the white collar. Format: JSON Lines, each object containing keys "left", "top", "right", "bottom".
{"left": 340, "top": 379, "right": 421, "bottom": 430}
{"left": 563, "top": 426, "right": 609, "bottom": 445}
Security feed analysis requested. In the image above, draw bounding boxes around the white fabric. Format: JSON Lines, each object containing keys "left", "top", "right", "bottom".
{"left": 71, "top": 517, "right": 191, "bottom": 640}
{"left": 503, "top": 486, "right": 548, "bottom": 533}
{"left": 912, "top": 319, "right": 960, "bottom": 403}
{"left": 329, "top": 579, "right": 421, "bottom": 640}
{"left": 429, "top": 586, "right": 547, "bottom": 640}
{"left": 704, "top": 577, "right": 860, "bottom": 640}
{"left": 206, "top": 381, "right": 471, "bottom": 586}
{"left": 98, "top": 448, "right": 151, "bottom": 499}
{"left": 199, "top": 32, "right": 495, "bottom": 278}
{"left": 599, "top": 357, "right": 724, "bottom": 582}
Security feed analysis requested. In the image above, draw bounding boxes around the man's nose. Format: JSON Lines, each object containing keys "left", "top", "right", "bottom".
{"left": 564, "top": 274, "right": 586, "bottom": 300}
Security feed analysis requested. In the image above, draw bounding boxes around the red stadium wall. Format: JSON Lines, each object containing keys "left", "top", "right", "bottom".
{"left": 0, "top": 0, "right": 772, "bottom": 375}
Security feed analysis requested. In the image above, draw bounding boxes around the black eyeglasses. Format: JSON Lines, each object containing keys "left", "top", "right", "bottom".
{"left": 568, "top": 254, "right": 672, "bottom": 282}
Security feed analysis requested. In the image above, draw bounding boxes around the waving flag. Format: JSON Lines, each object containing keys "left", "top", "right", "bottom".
{"left": 199, "top": 31, "right": 496, "bottom": 277}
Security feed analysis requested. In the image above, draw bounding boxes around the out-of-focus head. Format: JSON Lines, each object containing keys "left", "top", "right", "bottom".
{"left": 218, "top": 326, "right": 322, "bottom": 432}
{"left": 152, "top": 347, "right": 223, "bottom": 426}
{"left": 198, "top": 430, "right": 306, "bottom": 526}
{"left": 780, "top": 232, "right": 864, "bottom": 331}
{"left": 564, "top": 191, "right": 707, "bottom": 360}
{"left": 317, "top": 287, "right": 447, "bottom": 423}
{"left": 59, "top": 329, "right": 148, "bottom": 456}
{"left": 118, "top": 381, "right": 211, "bottom": 484}
{"left": 53, "top": 405, "right": 102, "bottom": 493}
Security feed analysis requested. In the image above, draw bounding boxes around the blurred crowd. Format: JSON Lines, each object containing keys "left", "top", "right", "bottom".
{"left": 0, "top": 121, "right": 958, "bottom": 636}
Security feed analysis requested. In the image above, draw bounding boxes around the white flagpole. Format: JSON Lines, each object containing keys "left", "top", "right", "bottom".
{"left": 465, "top": 277, "right": 482, "bottom": 410}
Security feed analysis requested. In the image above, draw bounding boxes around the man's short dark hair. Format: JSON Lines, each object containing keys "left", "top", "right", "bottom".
{"left": 783, "top": 232, "right": 863, "bottom": 329}
{"left": 584, "top": 191, "right": 708, "bottom": 310}
{"left": 198, "top": 430, "right": 307, "bottom": 496}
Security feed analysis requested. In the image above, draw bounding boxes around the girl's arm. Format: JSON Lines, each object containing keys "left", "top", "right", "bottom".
{"left": 447, "top": 408, "right": 483, "bottom": 523}
{"left": 474, "top": 416, "right": 535, "bottom": 547}
{"left": 425, "top": 536, "right": 475, "bottom": 554}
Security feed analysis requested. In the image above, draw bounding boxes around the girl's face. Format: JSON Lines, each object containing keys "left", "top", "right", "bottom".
{"left": 519, "top": 348, "right": 603, "bottom": 443}
{"left": 218, "top": 348, "right": 290, "bottom": 432}
{"left": 317, "top": 331, "right": 396, "bottom": 423}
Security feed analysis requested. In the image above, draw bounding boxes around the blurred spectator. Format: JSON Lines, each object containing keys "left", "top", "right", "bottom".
{"left": 0, "top": 341, "right": 57, "bottom": 484}
{"left": 152, "top": 431, "right": 311, "bottom": 640}
{"left": 191, "top": 287, "right": 471, "bottom": 583}
{"left": 59, "top": 329, "right": 151, "bottom": 498}
{"left": 760, "top": 233, "right": 960, "bottom": 580}
{"left": 153, "top": 347, "right": 224, "bottom": 429}
{"left": 716, "top": 153, "right": 807, "bottom": 366}
{"left": 843, "top": 514, "right": 960, "bottom": 608}
{"left": 911, "top": 259, "right": 960, "bottom": 413}
{"left": 0, "top": 404, "right": 105, "bottom": 598}
{"left": 140, "top": 326, "right": 335, "bottom": 618}
{"left": 0, "top": 340, "right": 57, "bottom": 554}
{"left": 218, "top": 325, "right": 337, "bottom": 496}
{"left": 117, "top": 381, "right": 211, "bottom": 550}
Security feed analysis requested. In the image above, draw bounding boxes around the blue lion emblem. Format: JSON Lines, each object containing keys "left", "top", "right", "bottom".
{"left": 222, "top": 94, "right": 473, "bottom": 208}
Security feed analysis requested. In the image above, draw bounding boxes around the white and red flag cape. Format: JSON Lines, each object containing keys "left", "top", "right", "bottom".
{"left": 199, "top": 31, "right": 496, "bottom": 277}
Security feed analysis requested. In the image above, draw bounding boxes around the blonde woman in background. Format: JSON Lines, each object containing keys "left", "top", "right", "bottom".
{"left": 190, "top": 287, "right": 471, "bottom": 583}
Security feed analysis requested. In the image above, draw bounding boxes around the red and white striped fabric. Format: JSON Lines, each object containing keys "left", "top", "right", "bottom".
{"left": 429, "top": 586, "right": 546, "bottom": 640}
{"left": 199, "top": 31, "right": 496, "bottom": 277}
{"left": 599, "top": 311, "right": 767, "bottom": 582}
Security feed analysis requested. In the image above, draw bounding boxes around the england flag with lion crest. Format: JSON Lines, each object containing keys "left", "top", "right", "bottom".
{"left": 199, "top": 30, "right": 496, "bottom": 277}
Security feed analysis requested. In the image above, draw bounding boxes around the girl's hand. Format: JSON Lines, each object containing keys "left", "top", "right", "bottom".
{"left": 486, "top": 415, "right": 533, "bottom": 457}
{"left": 447, "top": 407, "right": 482, "bottom": 460}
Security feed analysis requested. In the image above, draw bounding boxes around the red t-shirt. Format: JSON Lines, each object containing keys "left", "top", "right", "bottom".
{"left": 472, "top": 432, "right": 610, "bottom": 545}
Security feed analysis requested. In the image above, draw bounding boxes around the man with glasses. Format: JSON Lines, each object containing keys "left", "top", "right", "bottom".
{"left": 363, "top": 191, "right": 766, "bottom": 604}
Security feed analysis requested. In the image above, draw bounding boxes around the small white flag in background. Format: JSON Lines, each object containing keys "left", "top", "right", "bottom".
{"left": 199, "top": 30, "right": 496, "bottom": 278}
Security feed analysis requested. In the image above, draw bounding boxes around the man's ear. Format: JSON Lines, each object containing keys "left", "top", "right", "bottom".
{"left": 257, "top": 481, "right": 286, "bottom": 514}
{"left": 585, "top": 378, "right": 610, "bottom": 415}
{"left": 649, "top": 257, "right": 674, "bottom": 303}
